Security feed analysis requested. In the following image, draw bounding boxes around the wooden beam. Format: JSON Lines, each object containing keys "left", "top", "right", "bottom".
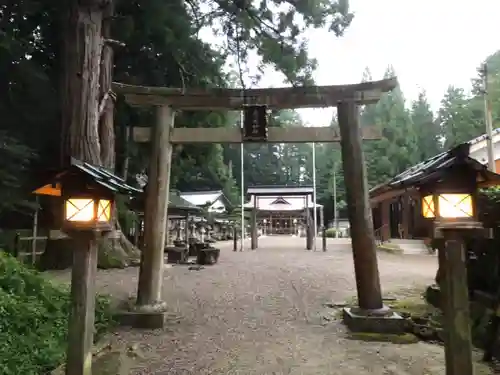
{"left": 114, "top": 77, "right": 398, "bottom": 109}
{"left": 369, "top": 187, "right": 418, "bottom": 205}
{"left": 132, "top": 126, "right": 381, "bottom": 143}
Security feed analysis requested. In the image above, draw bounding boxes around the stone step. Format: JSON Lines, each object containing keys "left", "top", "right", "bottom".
{"left": 386, "top": 239, "right": 430, "bottom": 255}
{"left": 389, "top": 238, "right": 426, "bottom": 245}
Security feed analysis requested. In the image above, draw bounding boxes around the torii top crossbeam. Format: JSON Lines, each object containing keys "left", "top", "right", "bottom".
{"left": 112, "top": 78, "right": 398, "bottom": 110}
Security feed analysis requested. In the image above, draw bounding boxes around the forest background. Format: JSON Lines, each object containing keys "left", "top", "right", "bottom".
{"left": 2, "top": 1, "right": 500, "bottom": 226}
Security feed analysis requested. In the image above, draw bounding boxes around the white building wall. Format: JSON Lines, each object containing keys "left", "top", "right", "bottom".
{"left": 469, "top": 140, "right": 500, "bottom": 165}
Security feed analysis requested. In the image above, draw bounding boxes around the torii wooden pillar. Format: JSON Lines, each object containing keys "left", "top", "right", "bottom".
{"left": 114, "top": 78, "right": 397, "bottom": 318}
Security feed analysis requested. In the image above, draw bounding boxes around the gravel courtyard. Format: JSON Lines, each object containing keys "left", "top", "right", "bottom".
{"left": 59, "top": 236, "right": 453, "bottom": 374}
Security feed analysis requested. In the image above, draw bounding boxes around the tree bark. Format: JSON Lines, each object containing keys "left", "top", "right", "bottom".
{"left": 60, "top": 0, "right": 103, "bottom": 167}
{"left": 98, "top": 1, "right": 115, "bottom": 170}
{"left": 41, "top": 0, "right": 139, "bottom": 270}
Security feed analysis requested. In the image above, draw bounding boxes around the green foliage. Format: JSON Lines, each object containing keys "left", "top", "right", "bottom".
{"left": 362, "top": 67, "right": 420, "bottom": 187}
{"left": 204, "top": 0, "right": 353, "bottom": 85}
{"left": 411, "top": 91, "right": 441, "bottom": 160}
{"left": 324, "top": 228, "right": 340, "bottom": 237}
{"left": 438, "top": 86, "right": 482, "bottom": 148}
{"left": 0, "top": 133, "right": 37, "bottom": 214}
{"left": 0, "top": 252, "right": 114, "bottom": 375}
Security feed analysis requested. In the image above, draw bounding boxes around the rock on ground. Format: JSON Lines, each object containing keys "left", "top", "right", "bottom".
{"left": 50, "top": 236, "right": 461, "bottom": 374}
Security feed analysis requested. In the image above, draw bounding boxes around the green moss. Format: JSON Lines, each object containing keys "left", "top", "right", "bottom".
{"left": 473, "top": 361, "right": 495, "bottom": 375}
{"left": 97, "top": 238, "right": 128, "bottom": 269}
{"left": 388, "top": 295, "right": 439, "bottom": 318}
{"left": 347, "top": 332, "right": 419, "bottom": 344}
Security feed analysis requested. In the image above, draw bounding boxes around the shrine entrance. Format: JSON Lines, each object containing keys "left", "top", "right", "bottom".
{"left": 113, "top": 77, "right": 397, "bottom": 313}
{"left": 244, "top": 186, "right": 323, "bottom": 250}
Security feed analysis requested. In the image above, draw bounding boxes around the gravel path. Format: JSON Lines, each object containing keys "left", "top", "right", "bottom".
{"left": 52, "top": 236, "right": 449, "bottom": 374}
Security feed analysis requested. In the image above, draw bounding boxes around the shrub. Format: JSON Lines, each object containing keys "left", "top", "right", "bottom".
{"left": 0, "top": 251, "right": 114, "bottom": 375}
{"left": 324, "top": 228, "right": 340, "bottom": 238}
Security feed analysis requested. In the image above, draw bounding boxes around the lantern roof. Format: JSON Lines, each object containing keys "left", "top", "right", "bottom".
{"left": 33, "top": 158, "right": 142, "bottom": 197}
{"left": 370, "top": 143, "right": 500, "bottom": 200}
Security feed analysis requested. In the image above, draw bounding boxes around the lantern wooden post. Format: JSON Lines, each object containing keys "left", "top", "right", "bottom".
{"left": 418, "top": 164, "right": 480, "bottom": 374}
{"left": 31, "top": 158, "right": 135, "bottom": 375}
{"left": 61, "top": 193, "right": 115, "bottom": 375}
{"left": 440, "top": 228, "right": 473, "bottom": 375}
{"left": 65, "top": 230, "right": 99, "bottom": 375}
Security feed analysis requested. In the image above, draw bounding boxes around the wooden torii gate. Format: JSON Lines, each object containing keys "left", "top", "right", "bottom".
{"left": 113, "top": 77, "right": 397, "bottom": 319}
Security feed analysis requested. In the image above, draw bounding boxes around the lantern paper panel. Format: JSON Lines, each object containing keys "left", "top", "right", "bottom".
{"left": 97, "top": 200, "right": 111, "bottom": 222}
{"left": 422, "top": 195, "right": 435, "bottom": 218}
{"left": 66, "top": 198, "right": 95, "bottom": 222}
{"left": 422, "top": 193, "right": 473, "bottom": 219}
{"left": 438, "top": 194, "right": 473, "bottom": 218}
{"left": 65, "top": 198, "right": 112, "bottom": 223}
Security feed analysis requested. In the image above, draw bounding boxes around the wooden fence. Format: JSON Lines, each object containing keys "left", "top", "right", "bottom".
{"left": 12, "top": 232, "right": 47, "bottom": 265}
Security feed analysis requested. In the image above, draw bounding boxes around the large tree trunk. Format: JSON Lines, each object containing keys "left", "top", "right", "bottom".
{"left": 40, "top": 0, "right": 139, "bottom": 270}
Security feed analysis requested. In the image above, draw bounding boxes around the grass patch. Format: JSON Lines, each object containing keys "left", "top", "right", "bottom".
{"left": 388, "top": 293, "right": 441, "bottom": 322}
{"left": 0, "top": 251, "right": 115, "bottom": 375}
{"left": 377, "top": 243, "right": 403, "bottom": 254}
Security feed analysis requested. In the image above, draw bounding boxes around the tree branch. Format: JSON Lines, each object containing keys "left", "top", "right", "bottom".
{"left": 98, "top": 89, "right": 116, "bottom": 118}
{"left": 104, "top": 38, "right": 125, "bottom": 47}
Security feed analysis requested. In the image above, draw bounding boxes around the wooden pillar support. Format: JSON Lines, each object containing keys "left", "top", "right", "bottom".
{"left": 320, "top": 208, "right": 326, "bottom": 251}
{"left": 305, "top": 197, "right": 312, "bottom": 250}
{"left": 65, "top": 231, "right": 99, "bottom": 375}
{"left": 184, "top": 214, "right": 189, "bottom": 245}
{"left": 136, "top": 105, "right": 174, "bottom": 307}
{"left": 380, "top": 201, "right": 391, "bottom": 241}
{"left": 401, "top": 193, "right": 411, "bottom": 239}
{"left": 337, "top": 101, "right": 383, "bottom": 311}
{"left": 441, "top": 230, "right": 473, "bottom": 375}
{"left": 233, "top": 226, "right": 238, "bottom": 251}
{"left": 251, "top": 196, "right": 258, "bottom": 250}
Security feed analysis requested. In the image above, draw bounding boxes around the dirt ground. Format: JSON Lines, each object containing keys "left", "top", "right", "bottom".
{"left": 50, "top": 236, "right": 460, "bottom": 374}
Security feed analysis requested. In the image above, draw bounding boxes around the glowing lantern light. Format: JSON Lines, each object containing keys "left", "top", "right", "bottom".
{"left": 421, "top": 193, "right": 474, "bottom": 220}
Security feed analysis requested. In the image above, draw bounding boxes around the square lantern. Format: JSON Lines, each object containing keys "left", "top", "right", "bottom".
{"left": 32, "top": 158, "right": 140, "bottom": 233}
{"left": 62, "top": 191, "right": 114, "bottom": 232}
{"left": 416, "top": 147, "right": 487, "bottom": 226}
{"left": 421, "top": 193, "right": 474, "bottom": 220}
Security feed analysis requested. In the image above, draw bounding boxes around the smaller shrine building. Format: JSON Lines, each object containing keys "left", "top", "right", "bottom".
{"left": 244, "top": 186, "right": 323, "bottom": 235}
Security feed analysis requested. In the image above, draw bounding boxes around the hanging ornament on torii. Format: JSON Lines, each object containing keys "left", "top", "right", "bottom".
{"left": 242, "top": 104, "right": 268, "bottom": 142}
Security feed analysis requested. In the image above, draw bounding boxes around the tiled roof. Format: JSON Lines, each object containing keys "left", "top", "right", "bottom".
{"left": 180, "top": 190, "right": 224, "bottom": 207}
{"left": 169, "top": 191, "right": 201, "bottom": 211}
{"left": 370, "top": 142, "right": 500, "bottom": 198}
{"left": 247, "top": 185, "right": 314, "bottom": 196}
